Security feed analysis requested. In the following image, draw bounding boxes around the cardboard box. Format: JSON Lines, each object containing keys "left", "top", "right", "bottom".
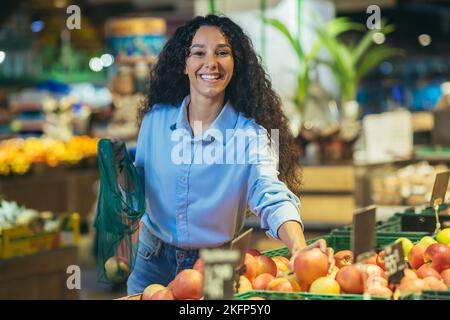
{"left": 0, "top": 212, "right": 80, "bottom": 259}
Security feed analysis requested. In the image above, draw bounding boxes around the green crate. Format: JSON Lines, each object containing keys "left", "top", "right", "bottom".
{"left": 255, "top": 232, "right": 447, "bottom": 301}
{"left": 385, "top": 208, "right": 450, "bottom": 234}
{"left": 398, "top": 289, "right": 450, "bottom": 300}
{"left": 261, "top": 231, "right": 427, "bottom": 260}
{"left": 327, "top": 230, "right": 427, "bottom": 252}
{"left": 234, "top": 290, "right": 388, "bottom": 300}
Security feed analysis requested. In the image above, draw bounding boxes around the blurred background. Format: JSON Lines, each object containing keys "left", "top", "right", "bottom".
{"left": 0, "top": 0, "right": 450, "bottom": 299}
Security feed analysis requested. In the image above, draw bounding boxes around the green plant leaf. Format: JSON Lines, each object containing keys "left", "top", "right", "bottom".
{"left": 325, "top": 17, "right": 364, "bottom": 37}
{"left": 353, "top": 22, "right": 396, "bottom": 64}
{"left": 262, "top": 16, "right": 304, "bottom": 60}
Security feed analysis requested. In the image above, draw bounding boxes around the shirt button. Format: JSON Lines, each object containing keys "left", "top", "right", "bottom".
{"left": 181, "top": 177, "right": 187, "bottom": 182}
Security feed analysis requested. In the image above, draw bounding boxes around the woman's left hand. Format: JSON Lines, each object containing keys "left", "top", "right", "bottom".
{"left": 289, "top": 239, "right": 335, "bottom": 275}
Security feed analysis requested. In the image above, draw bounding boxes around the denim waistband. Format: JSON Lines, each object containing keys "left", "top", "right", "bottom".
{"left": 142, "top": 224, "right": 231, "bottom": 253}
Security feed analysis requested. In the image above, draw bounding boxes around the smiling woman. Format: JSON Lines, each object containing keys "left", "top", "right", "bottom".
{"left": 185, "top": 26, "right": 234, "bottom": 100}
{"left": 117, "top": 14, "right": 317, "bottom": 296}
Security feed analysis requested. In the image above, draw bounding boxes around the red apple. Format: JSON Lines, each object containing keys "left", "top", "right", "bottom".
{"left": 238, "top": 276, "right": 253, "bottom": 293}
{"left": 408, "top": 245, "right": 427, "bottom": 270}
{"left": 365, "top": 276, "right": 388, "bottom": 288}
{"left": 440, "top": 269, "right": 450, "bottom": 286}
{"left": 272, "top": 256, "right": 290, "bottom": 276}
{"left": 272, "top": 256, "right": 290, "bottom": 266}
{"left": 171, "top": 269, "right": 203, "bottom": 300}
{"left": 267, "top": 278, "right": 293, "bottom": 292}
{"left": 365, "top": 284, "right": 392, "bottom": 298}
{"left": 334, "top": 250, "right": 353, "bottom": 269}
{"left": 335, "top": 265, "right": 364, "bottom": 294}
{"left": 403, "top": 268, "right": 418, "bottom": 280}
{"left": 376, "top": 251, "right": 386, "bottom": 270}
{"left": 424, "top": 243, "right": 450, "bottom": 273}
{"left": 364, "top": 264, "right": 385, "bottom": 279}
{"left": 397, "top": 278, "right": 424, "bottom": 295}
{"left": 253, "top": 273, "right": 275, "bottom": 290}
{"left": 142, "top": 284, "right": 166, "bottom": 300}
{"left": 422, "top": 276, "right": 448, "bottom": 291}
{"left": 246, "top": 248, "right": 262, "bottom": 257}
{"left": 193, "top": 258, "right": 203, "bottom": 275}
{"left": 293, "top": 248, "right": 329, "bottom": 285}
{"left": 257, "top": 255, "right": 278, "bottom": 277}
{"left": 243, "top": 253, "right": 259, "bottom": 282}
{"left": 416, "top": 263, "right": 442, "bottom": 279}
{"left": 150, "top": 288, "right": 175, "bottom": 300}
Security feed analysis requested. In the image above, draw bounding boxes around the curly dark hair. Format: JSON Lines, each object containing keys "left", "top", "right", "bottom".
{"left": 138, "top": 14, "right": 302, "bottom": 196}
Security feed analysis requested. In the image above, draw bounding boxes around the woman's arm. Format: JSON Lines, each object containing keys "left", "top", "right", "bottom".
{"left": 277, "top": 220, "right": 307, "bottom": 256}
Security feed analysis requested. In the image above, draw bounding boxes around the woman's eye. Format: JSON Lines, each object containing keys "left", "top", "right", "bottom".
{"left": 217, "top": 51, "right": 230, "bottom": 57}
{"left": 191, "top": 51, "right": 204, "bottom": 57}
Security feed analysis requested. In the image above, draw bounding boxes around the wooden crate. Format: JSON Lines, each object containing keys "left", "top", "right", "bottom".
{"left": 0, "top": 247, "right": 79, "bottom": 299}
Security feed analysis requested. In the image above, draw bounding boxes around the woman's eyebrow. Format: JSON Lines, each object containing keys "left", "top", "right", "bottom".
{"left": 190, "top": 43, "right": 231, "bottom": 49}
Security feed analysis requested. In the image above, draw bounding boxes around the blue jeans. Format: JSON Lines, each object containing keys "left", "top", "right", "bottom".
{"left": 127, "top": 224, "right": 199, "bottom": 295}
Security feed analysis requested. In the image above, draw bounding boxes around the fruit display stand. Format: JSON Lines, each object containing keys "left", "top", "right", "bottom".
{"left": 234, "top": 290, "right": 388, "bottom": 300}
{"left": 399, "top": 289, "right": 450, "bottom": 300}
{"left": 0, "top": 212, "right": 80, "bottom": 259}
{"left": 0, "top": 165, "right": 98, "bottom": 231}
{"left": 0, "top": 210, "right": 80, "bottom": 299}
{"left": 235, "top": 231, "right": 442, "bottom": 300}
{"left": 0, "top": 136, "right": 99, "bottom": 230}
{"left": 382, "top": 204, "right": 450, "bottom": 233}
{"left": 0, "top": 246, "right": 79, "bottom": 299}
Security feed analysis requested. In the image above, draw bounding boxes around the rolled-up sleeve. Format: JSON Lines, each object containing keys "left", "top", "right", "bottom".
{"left": 246, "top": 127, "right": 303, "bottom": 240}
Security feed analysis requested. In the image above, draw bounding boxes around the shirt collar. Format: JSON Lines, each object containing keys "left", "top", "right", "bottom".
{"left": 170, "top": 95, "right": 239, "bottom": 145}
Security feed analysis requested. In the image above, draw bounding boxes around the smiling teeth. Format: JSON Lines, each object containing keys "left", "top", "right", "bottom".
{"left": 201, "top": 74, "right": 220, "bottom": 80}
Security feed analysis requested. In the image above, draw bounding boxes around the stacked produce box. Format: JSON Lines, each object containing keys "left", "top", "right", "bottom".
{"left": 0, "top": 199, "right": 80, "bottom": 259}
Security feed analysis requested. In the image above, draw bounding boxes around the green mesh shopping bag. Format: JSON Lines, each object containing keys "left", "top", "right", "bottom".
{"left": 94, "top": 138, "right": 145, "bottom": 284}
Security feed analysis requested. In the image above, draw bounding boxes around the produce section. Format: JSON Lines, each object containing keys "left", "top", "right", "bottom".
{"left": 1, "top": 0, "right": 450, "bottom": 306}
{"left": 114, "top": 220, "right": 450, "bottom": 300}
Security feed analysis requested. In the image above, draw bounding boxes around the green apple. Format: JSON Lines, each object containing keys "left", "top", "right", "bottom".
{"left": 436, "top": 228, "right": 450, "bottom": 245}
{"left": 394, "top": 237, "right": 414, "bottom": 259}
{"left": 417, "top": 236, "right": 437, "bottom": 247}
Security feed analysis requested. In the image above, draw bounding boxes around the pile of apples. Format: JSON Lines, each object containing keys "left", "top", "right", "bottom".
{"left": 141, "top": 260, "right": 205, "bottom": 300}
{"left": 395, "top": 231, "right": 450, "bottom": 298}
{"left": 238, "top": 247, "right": 394, "bottom": 298}
{"left": 133, "top": 228, "right": 450, "bottom": 300}
{"left": 239, "top": 233, "right": 450, "bottom": 299}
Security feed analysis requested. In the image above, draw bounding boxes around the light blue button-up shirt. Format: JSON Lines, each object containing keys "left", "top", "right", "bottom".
{"left": 135, "top": 95, "right": 302, "bottom": 249}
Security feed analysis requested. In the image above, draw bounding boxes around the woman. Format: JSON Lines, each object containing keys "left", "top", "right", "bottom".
{"left": 123, "top": 14, "right": 308, "bottom": 295}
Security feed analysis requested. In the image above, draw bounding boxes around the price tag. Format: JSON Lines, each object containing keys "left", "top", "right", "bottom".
{"left": 384, "top": 242, "right": 405, "bottom": 284}
{"left": 352, "top": 206, "right": 376, "bottom": 262}
{"left": 230, "top": 228, "right": 253, "bottom": 270}
{"left": 200, "top": 249, "right": 240, "bottom": 300}
{"left": 430, "top": 171, "right": 450, "bottom": 207}
{"left": 200, "top": 228, "right": 253, "bottom": 300}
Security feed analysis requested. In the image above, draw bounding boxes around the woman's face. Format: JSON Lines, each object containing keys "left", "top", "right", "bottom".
{"left": 185, "top": 26, "right": 234, "bottom": 101}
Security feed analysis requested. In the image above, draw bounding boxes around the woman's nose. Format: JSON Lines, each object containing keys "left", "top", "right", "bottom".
{"left": 205, "top": 53, "right": 218, "bottom": 69}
